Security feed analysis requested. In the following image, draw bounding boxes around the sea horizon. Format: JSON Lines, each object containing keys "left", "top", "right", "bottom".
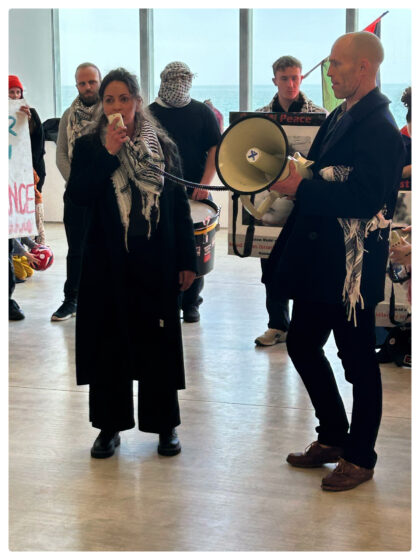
{"left": 60, "top": 82, "right": 409, "bottom": 129}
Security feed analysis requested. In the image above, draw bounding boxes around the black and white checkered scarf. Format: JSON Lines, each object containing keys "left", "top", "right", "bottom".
{"left": 100, "top": 115, "right": 165, "bottom": 247}
{"left": 319, "top": 165, "right": 391, "bottom": 326}
{"left": 256, "top": 91, "right": 327, "bottom": 114}
{"left": 156, "top": 61, "right": 194, "bottom": 108}
{"left": 67, "top": 97, "right": 101, "bottom": 160}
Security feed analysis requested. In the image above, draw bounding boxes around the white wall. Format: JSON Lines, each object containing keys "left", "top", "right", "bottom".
{"left": 9, "top": 9, "right": 56, "bottom": 123}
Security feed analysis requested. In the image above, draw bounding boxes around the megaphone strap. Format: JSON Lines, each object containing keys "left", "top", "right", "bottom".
{"left": 147, "top": 162, "right": 229, "bottom": 191}
{"left": 231, "top": 193, "right": 255, "bottom": 258}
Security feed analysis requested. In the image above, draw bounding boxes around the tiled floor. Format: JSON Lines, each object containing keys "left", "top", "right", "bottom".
{"left": 9, "top": 223, "right": 411, "bottom": 551}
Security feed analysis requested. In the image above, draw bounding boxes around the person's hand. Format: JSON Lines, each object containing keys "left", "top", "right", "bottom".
{"left": 390, "top": 237, "right": 411, "bottom": 266}
{"left": 192, "top": 188, "right": 209, "bottom": 201}
{"left": 24, "top": 251, "right": 41, "bottom": 266}
{"left": 105, "top": 117, "right": 129, "bottom": 155}
{"left": 269, "top": 161, "right": 302, "bottom": 199}
{"left": 179, "top": 270, "right": 196, "bottom": 291}
{"left": 401, "top": 164, "right": 412, "bottom": 179}
{"left": 19, "top": 105, "right": 31, "bottom": 120}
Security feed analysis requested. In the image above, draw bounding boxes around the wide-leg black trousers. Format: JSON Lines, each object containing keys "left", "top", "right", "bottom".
{"left": 88, "top": 235, "right": 180, "bottom": 434}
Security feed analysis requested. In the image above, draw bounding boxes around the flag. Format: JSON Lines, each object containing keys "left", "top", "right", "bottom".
{"left": 321, "top": 59, "right": 342, "bottom": 113}
{"left": 321, "top": 11, "right": 389, "bottom": 113}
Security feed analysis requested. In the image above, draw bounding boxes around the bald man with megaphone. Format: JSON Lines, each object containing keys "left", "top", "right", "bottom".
{"left": 263, "top": 32, "right": 406, "bottom": 492}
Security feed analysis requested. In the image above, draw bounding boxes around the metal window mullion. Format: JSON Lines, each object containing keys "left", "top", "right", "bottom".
{"left": 51, "top": 8, "right": 61, "bottom": 117}
{"left": 139, "top": 9, "right": 154, "bottom": 105}
{"left": 239, "top": 9, "right": 253, "bottom": 111}
{"left": 346, "top": 8, "right": 358, "bottom": 32}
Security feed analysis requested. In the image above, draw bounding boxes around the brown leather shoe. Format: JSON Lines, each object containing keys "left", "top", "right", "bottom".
{"left": 321, "top": 458, "right": 374, "bottom": 491}
{"left": 286, "top": 441, "right": 343, "bottom": 468}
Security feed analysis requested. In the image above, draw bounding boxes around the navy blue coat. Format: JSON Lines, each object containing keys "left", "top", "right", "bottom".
{"left": 263, "top": 88, "right": 405, "bottom": 307}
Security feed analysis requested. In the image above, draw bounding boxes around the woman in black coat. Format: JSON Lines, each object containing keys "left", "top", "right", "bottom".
{"left": 65, "top": 68, "right": 197, "bottom": 459}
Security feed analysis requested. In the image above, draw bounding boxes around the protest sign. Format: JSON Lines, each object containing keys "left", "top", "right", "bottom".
{"left": 9, "top": 99, "right": 37, "bottom": 238}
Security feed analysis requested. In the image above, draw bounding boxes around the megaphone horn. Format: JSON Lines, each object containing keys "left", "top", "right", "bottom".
{"left": 216, "top": 115, "right": 289, "bottom": 195}
{"left": 215, "top": 114, "right": 314, "bottom": 219}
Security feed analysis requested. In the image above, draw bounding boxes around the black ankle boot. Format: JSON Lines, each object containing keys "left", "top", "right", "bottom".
{"left": 91, "top": 431, "right": 121, "bottom": 459}
{"left": 158, "top": 428, "right": 181, "bottom": 456}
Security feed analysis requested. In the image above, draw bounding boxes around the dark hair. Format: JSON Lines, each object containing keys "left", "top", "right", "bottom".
{"left": 401, "top": 86, "right": 411, "bottom": 123}
{"left": 98, "top": 67, "right": 180, "bottom": 172}
{"left": 99, "top": 67, "right": 140, "bottom": 102}
{"left": 75, "top": 62, "right": 102, "bottom": 82}
{"left": 272, "top": 55, "right": 302, "bottom": 75}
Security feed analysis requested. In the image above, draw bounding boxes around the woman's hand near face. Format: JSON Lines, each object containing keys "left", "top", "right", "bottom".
{"left": 105, "top": 117, "right": 129, "bottom": 155}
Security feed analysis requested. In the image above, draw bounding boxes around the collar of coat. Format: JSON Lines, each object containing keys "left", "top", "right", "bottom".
{"left": 334, "top": 87, "right": 391, "bottom": 124}
{"left": 313, "top": 87, "right": 395, "bottom": 164}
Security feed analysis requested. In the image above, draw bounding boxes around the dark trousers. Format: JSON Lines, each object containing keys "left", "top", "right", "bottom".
{"left": 260, "top": 258, "right": 290, "bottom": 331}
{"left": 181, "top": 276, "right": 204, "bottom": 309}
{"left": 9, "top": 239, "right": 16, "bottom": 298}
{"left": 89, "top": 378, "right": 180, "bottom": 434}
{"left": 89, "top": 235, "right": 181, "bottom": 434}
{"left": 286, "top": 300, "right": 382, "bottom": 470}
{"left": 63, "top": 199, "right": 88, "bottom": 302}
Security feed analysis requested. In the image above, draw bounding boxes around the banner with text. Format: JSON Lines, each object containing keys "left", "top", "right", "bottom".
{"left": 8, "top": 99, "right": 36, "bottom": 238}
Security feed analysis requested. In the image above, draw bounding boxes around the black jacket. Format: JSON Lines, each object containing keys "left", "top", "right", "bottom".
{"left": 64, "top": 132, "right": 197, "bottom": 388}
{"left": 29, "top": 108, "right": 46, "bottom": 190}
{"left": 263, "top": 88, "right": 405, "bottom": 307}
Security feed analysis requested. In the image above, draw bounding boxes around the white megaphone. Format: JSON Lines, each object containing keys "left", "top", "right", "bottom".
{"left": 216, "top": 115, "right": 314, "bottom": 219}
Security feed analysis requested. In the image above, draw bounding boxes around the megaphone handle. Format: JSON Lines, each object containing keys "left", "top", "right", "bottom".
{"left": 240, "top": 191, "right": 280, "bottom": 220}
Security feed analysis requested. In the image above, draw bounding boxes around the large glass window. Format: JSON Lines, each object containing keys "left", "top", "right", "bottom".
{"left": 253, "top": 9, "right": 346, "bottom": 111}
{"left": 58, "top": 9, "right": 139, "bottom": 115}
{"left": 358, "top": 9, "right": 411, "bottom": 128}
{"left": 153, "top": 9, "right": 239, "bottom": 126}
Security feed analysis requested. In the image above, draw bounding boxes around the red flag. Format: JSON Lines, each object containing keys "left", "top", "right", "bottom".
{"left": 364, "top": 16, "right": 384, "bottom": 33}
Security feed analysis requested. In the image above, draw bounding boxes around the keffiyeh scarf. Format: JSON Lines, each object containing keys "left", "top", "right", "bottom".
{"left": 319, "top": 165, "right": 391, "bottom": 326}
{"left": 156, "top": 61, "right": 195, "bottom": 108}
{"left": 67, "top": 97, "right": 100, "bottom": 160}
{"left": 256, "top": 91, "right": 326, "bottom": 114}
{"left": 101, "top": 115, "right": 165, "bottom": 246}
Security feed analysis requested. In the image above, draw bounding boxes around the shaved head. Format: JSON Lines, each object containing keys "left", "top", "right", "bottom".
{"left": 333, "top": 32, "right": 384, "bottom": 72}
{"left": 327, "top": 31, "right": 384, "bottom": 108}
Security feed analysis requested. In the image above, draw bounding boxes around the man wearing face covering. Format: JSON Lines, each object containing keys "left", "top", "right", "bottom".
{"left": 148, "top": 62, "right": 221, "bottom": 323}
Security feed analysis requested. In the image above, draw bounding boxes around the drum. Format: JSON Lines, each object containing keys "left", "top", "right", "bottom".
{"left": 189, "top": 199, "right": 220, "bottom": 277}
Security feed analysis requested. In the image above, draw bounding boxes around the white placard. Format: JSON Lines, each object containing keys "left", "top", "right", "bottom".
{"left": 8, "top": 99, "right": 37, "bottom": 238}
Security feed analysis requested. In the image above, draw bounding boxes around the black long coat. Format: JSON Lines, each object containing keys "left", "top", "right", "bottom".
{"left": 64, "top": 132, "right": 197, "bottom": 389}
{"left": 263, "top": 88, "right": 406, "bottom": 307}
